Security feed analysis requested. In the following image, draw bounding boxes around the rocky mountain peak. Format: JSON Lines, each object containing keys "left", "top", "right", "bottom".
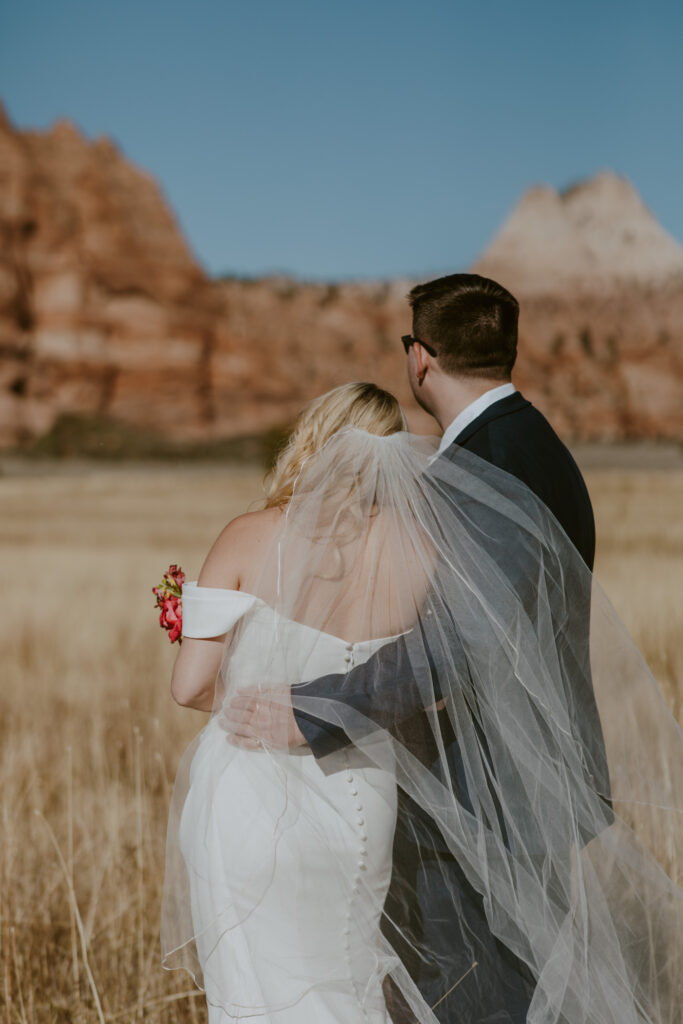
{"left": 473, "top": 171, "right": 683, "bottom": 293}
{"left": 48, "top": 117, "right": 85, "bottom": 143}
{"left": 560, "top": 169, "right": 641, "bottom": 208}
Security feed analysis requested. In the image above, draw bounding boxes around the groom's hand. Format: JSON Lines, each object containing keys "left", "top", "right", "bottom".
{"left": 220, "top": 686, "right": 307, "bottom": 750}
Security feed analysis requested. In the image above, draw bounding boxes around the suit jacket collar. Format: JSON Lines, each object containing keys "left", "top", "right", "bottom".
{"left": 447, "top": 391, "right": 531, "bottom": 449}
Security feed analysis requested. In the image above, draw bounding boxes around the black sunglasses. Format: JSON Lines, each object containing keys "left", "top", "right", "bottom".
{"left": 401, "top": 335, "right": 438, "bottom": 357}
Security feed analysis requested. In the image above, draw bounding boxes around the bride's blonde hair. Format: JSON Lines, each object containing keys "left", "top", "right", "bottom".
{"left": 264, "top": 382, "right": 407, "bottom": 510}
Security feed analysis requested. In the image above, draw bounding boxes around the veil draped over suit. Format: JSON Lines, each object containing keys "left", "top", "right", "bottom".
{"left": 162, "top": 428, "right": 682, "bottom": 1023}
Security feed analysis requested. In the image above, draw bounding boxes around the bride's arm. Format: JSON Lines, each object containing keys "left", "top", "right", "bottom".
{"left": 171, "top": 636, "right": 224, "bottom": 711}
{"left": 170, "top": 508, "right": 282, "bottom": 710}
{"left": 170, "top": 515, "right": 246, "bottom": 710}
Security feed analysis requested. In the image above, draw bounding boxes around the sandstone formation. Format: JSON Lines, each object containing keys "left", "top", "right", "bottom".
{"left": 0, "top": 102, "right": 681, "bottom": 449}
{"left": 0, "top": 101, "right": 226, "bottom": 446}
{"left": 474, "top": 172, "right": 683, "bottom": 293}
{"left": 473, "top": 172, "right": 683, "bottom": 439}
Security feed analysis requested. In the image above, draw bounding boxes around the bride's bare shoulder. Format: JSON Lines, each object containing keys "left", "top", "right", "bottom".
{"left": 198, "top": 507, "right": 284, "bottom": 589}
{"left": 217, "top": 507, "right": 283, "bottom": 551}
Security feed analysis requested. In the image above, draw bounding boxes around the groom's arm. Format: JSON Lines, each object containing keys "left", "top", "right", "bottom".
{"left": 293, "top": 634, "right": 412, "bottom": 759}
{"left": 292, "top": 613, "right": 464, "bottom": 760}
{"left": 222, "top": 609, "right": 464, "bottom": 755}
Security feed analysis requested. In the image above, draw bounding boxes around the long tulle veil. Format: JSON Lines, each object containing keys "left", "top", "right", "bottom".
{"left": 163, "top": 427, "right": 682, "bottom": 1023}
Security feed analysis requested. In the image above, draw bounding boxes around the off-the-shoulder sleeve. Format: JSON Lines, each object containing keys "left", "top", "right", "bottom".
{"left": 181, "top": 582, "right": 261, "bottom": 638}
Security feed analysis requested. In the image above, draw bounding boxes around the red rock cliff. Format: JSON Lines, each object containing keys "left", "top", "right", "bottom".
{"left": 1, "top": 104, "right": 681, "bottom": 447}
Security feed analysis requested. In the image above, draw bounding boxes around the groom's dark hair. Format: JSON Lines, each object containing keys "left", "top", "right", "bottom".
{"left": 407, "top": 273, "right": 519, "bottom": 379}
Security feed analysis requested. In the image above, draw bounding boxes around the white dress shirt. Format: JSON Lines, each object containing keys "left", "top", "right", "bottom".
{"left": 437, "top": 382, "right": 517, "bottom": 455}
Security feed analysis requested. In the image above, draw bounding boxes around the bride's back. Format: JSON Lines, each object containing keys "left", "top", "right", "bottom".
{"left": 237, "top": 502, "right": 432, "bottom": 646}
{"left": 230, "top": 382, "right": 432, "bottom": 645}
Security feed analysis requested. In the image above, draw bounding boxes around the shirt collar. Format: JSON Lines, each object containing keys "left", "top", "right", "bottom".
{"left": 437, "top": 383, "right": 517, "bottom": 454}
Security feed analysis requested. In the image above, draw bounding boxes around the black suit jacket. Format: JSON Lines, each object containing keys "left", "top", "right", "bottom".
{"left": 293, "top": 392, "right": 605, "bottom": 1023}
{"left": 453, "top": 391, "right": 595, "bottom": 570}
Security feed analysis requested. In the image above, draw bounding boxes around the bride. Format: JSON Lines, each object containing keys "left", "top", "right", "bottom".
{"left": 161, "top": 382, "right": 682, "bottom": 1023}
{"left": 163, "top": 383, "right": 411, "bottom": 1022}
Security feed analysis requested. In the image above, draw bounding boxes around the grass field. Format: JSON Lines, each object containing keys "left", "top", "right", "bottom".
{"left": 1, "top": 460, "right": 681, "bottom": 1022}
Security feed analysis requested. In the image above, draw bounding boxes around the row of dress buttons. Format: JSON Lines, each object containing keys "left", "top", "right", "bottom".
{"left": 342, "top": 752, "right": 370, "bottom": 1021}
{"left": 346, "top": 772, "right": 368, "bottom": 851}
{"left": 345, "top": 642, "right": 353, "bottom": 669}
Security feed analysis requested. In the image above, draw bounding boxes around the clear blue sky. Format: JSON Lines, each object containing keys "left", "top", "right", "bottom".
{"left": 1, "top": 0, "right": 681, "bottom": 280}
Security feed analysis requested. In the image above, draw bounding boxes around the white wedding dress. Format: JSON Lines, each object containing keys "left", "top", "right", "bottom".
{"left": 173, "top": 582, "right": 400, "bottom": 1023}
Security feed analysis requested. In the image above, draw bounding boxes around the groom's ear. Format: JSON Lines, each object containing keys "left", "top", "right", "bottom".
{"left": 413, "top": 343, "right": 430, "bottom": 383}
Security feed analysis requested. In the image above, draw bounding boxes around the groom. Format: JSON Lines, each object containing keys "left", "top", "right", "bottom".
{"left": 225, "top": 273, "right": 602, "bottom": 1021}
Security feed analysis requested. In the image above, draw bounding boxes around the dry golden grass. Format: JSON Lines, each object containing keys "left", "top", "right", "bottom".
{"left": 589, "top": 468, "right": 683, "bottom": 722}
{"left": 1, "top": 460, "right": 681, "bottom": 1022}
